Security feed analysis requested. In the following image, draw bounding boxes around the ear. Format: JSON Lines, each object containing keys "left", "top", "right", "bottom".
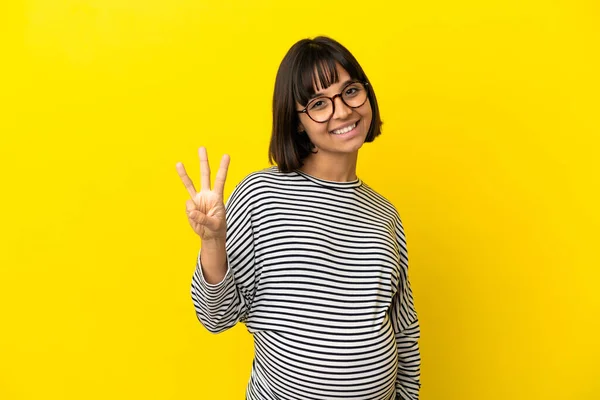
{"left": 297, "top": 122, "right": 305, "bottom": 133}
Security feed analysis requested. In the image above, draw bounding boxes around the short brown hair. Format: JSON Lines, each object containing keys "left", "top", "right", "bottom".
{"left": 268, "top": 36, "right": 383, "bottom": 173}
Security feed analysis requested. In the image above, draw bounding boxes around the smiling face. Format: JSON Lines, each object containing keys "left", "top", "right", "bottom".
{"left": 296, "top": 63, "right": 373, "bottom": 159}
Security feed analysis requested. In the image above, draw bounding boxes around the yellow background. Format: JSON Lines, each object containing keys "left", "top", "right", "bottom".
{"left": 2, "top": 0, "right": 599, "bottom": 399}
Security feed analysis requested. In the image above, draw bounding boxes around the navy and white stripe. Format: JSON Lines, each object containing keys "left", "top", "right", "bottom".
{"left": 191, "top": 167, "right": 420, "bottom": 400}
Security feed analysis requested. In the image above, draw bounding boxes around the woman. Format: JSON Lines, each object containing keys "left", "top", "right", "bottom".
{"left": 176, "top": 36, "right": 421, "bottom": 400}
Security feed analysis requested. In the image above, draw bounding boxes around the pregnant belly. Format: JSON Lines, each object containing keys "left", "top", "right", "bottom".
{"left": 250, "top": 324, "right": 398, "bottom": 400}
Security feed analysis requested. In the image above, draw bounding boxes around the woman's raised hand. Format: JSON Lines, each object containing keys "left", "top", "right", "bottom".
{"left": 176, "top": 147, "right": 230, "bottom": 241}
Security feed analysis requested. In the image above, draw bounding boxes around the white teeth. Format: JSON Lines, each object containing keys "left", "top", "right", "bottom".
{"left": 331, "top": 121, "right": 357, "bottom": 135}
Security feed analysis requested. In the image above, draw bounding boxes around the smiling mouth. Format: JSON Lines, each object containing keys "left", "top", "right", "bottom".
{"left": 330, "top": 119, "right": 360, "bottom": 135}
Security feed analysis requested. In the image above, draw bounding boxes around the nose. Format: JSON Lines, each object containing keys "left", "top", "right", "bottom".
{"left": 331, "top": 95, "right": 352, "bottom": 120}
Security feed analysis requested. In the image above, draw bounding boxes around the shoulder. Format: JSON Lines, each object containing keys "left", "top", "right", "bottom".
{"left": 231, "top": 166, "right": 296, "bottom": 192}
{"left": 360, "top": 182, "right": 401, "bottom": 218}
{"left": 359, "top": 184, "right": 408, "bottom": 245}
{"left": 226, "top": 166, "right": 298, "bottom": 206}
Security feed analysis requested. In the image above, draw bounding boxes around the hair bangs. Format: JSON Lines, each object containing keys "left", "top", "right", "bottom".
{"left": 292, "top": 49, "right": 340, "bottom": 106}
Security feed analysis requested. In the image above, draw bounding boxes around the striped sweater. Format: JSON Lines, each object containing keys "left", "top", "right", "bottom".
{"left": 191, "top": 166, "right": 421, "bottom": 400}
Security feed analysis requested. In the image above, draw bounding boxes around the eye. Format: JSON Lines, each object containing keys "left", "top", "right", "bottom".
{"left": 345, "top": 84, "right": 362, "bottom": 97}
{"left": 309, "top": 99, "right": 327, "bottom": 110}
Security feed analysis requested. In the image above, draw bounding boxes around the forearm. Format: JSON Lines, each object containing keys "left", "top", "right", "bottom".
{"left": 191, "top": 248, "right": 241, "bottom": 333}
{"left": 395, "top": 319, "right": 421, "bottom": 400}
{"left": 200, "top": 237, "right": 228, "bottom": 284}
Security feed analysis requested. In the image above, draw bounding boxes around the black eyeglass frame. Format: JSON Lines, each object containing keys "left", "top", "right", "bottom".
{"left": 296, "top": 81, "right": 370, "bottom": 123}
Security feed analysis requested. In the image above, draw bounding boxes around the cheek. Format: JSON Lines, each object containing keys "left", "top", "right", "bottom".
{"left": 304, "top": 121, "right": 329, "bottom": 138}
{"left": 360, "top": 102, "right": 373, "bottom": 128}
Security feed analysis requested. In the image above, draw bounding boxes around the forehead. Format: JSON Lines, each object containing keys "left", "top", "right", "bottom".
{"left": 312, "top": 63, "right": 351, "bottom": 93}
{"left": 294, "top": 61, "right": 354, "bottom": 107}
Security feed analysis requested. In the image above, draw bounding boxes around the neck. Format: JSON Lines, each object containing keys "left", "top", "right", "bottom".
{"left": 299, "top": 151, "right": 359, "bottom": 182}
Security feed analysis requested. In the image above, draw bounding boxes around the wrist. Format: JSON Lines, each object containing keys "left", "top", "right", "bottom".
{"left": 201, "top": 236, "right": 226, "bottom": 246}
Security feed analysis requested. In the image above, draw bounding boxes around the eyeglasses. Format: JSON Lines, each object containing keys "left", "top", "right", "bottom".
{"left": 296, "top": 81, "right": 369, "bottom": 123}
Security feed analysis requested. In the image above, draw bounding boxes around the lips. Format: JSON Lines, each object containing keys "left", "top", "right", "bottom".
{"left": 330, "top": 119, "right": 360, "bottom": 135}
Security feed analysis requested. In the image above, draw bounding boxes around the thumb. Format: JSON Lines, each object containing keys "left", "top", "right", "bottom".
{"left": 188, "top": 208, "right": 218, "bottom": 231}
{"left": 185, "top": 199, "right": 196, "bottom": 214}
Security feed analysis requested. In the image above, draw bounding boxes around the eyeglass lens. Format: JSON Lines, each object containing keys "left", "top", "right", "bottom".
{"left": 306, "top": 82, "right": 368, "bottom": 122}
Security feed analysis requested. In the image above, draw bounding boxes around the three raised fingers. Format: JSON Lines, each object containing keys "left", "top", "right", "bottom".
{"left": 177, "top": 147, "right": 230, "bottom": 199}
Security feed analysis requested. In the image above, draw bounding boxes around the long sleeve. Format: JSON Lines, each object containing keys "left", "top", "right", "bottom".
{"left": 390, "top": 215, "right": 421, "bottom": 399}
{"left": 190, "top": 177, "right": 259, "bottom": 333}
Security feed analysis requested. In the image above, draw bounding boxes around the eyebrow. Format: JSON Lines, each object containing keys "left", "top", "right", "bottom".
{"left": 309, "top": 79, "right": 355, "bottom": 100}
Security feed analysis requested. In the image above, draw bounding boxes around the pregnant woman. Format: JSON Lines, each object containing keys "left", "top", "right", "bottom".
{"left": 177, "top": 36, "right": 421, "bottom": 400}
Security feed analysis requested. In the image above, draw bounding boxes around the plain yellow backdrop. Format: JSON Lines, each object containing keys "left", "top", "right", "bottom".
{"left": 1, "top": 0, "right": 599, "bottom": 399}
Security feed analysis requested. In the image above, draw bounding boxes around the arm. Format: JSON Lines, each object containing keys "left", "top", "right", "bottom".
{"left": 390, "top": 216, "right": 421, "bottom": 399}
{"left": 190, "top": 177, "right": 258, "bottom": 333}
